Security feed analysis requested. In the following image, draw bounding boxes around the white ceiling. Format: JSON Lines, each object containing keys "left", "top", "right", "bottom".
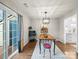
{"left": 14, "top": 0, "right": 77, "bottom": 20}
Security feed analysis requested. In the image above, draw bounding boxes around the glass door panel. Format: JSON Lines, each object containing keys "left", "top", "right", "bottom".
{"left": 0, "top": 9, "right": 4, "bottom": 59}
{"left": 7, "top": 13, "right": 18, "bottom": 57}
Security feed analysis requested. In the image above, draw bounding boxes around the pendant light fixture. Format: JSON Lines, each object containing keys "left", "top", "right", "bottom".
{"left": 42, "top": 11, "right": 50, "bottom": 24}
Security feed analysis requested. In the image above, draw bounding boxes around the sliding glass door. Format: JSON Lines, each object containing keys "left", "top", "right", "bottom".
{"left": 7, "top": 13, "right": 18, "bottom": 57}
{"left": 0, "top": 3, "right": 22, "bottom": 59}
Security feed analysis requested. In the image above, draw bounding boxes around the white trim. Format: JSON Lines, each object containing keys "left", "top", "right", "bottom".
{"left": 8, "top": 49, "right": 18, "bottom": 59}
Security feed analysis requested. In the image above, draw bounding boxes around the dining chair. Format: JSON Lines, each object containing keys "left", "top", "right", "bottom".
{"left": 43, "top": 40, "right": 52, "bottom": 59}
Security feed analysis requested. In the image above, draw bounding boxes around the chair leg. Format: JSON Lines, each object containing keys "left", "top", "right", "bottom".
{"left": 43, "top": 48, "right": 45, "bottom": 57}
{"left": 49, "top": 49, "right": 51, "bottom": 59}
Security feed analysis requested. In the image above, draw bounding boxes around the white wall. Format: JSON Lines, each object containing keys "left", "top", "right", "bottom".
{"left": 23, "top": 14, "right": 31, "bottom": 45}
{"left": 30, "top": 18, "right": 59, "bottom": 39}
{"left": 0, "top": 0, "right": 31, "bottom": 45}
{"left": 58, "top": 19, "right": 64, "bottom": 42}
{"left": 48, "top": 19, "right": 59, "bottom": 39}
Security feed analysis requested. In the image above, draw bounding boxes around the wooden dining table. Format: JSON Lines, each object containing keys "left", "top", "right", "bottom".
{"left": 39, "top": 34, "right": 56, "bottom": 55}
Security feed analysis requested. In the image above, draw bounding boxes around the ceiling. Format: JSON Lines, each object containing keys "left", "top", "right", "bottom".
{"left": 13, "top": 0, "right": 77, "bottom": 20}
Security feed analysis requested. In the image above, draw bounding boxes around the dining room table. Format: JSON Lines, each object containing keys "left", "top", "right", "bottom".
{"left": 39, "top": 33, "right": 56, "bottom": 55}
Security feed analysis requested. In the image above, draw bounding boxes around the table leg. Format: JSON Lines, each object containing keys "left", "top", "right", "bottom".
{"left": 54, "top": 40, "right": 55, "bottom": 55}
{"left": 39, "top": 39, "right": 41, "bottom": 54}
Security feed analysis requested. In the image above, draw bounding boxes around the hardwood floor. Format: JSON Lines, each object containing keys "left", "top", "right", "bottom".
{"left": 0, "top": 47, "right": 2, "bottom": 59}
{"left": 55, "top": 41, "right": 77, "bottom": 59}
{"left": 12, "top": 41, "right": 37, "bottom": 59}
{"left": 11, "top": 40, "right": 77, "bottom": 59}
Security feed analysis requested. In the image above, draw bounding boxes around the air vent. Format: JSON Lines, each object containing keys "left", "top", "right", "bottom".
{"left": 24, "top": 3, "right": 29, "bottom": 7}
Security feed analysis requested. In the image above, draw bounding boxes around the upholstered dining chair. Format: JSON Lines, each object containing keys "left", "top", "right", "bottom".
{"left": 43, "top": 40, "right": 52, "bottom": 59}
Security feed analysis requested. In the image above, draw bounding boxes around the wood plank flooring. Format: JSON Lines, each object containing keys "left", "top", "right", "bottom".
{"left": 11, "top": 40, "right": 77, "bottom": 59}
{"left": 0, "top": 47, "right": 2, "bottom": 59}
{"left": 12, "top": 41, "right": 37, "bottom": 59}
{"left": 55, "top": 41, "right": 77, "bottom": 59}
